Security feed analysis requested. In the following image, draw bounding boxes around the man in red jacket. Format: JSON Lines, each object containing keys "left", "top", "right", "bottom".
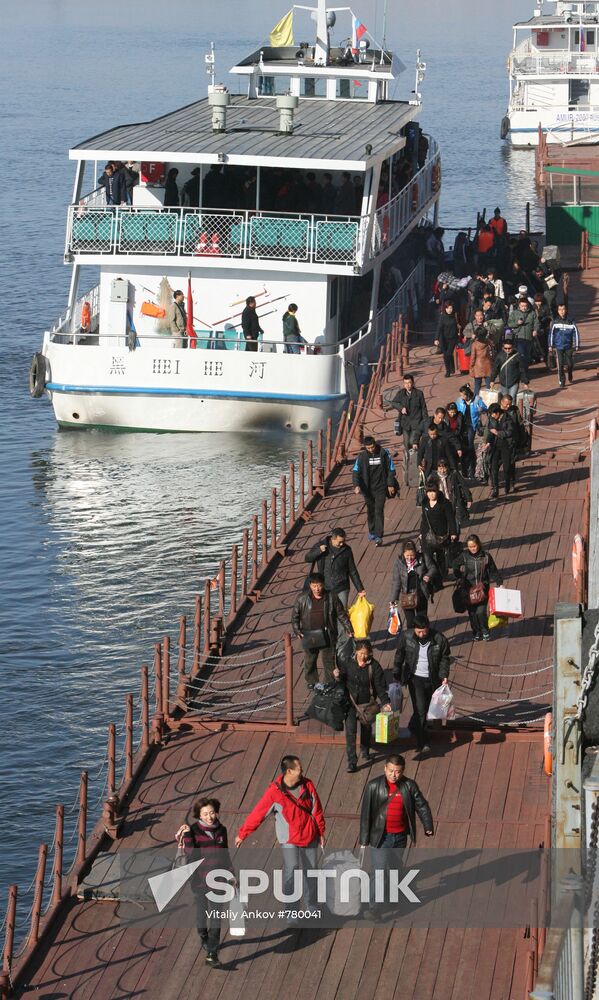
{"left": 235, "top": 755, "right": 325, "bottom": 913}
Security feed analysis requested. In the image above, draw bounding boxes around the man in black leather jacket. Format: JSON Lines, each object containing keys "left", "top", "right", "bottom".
{"left": 291, "top": 573, "right": 352, "bottom": 687}
{"left": 393, "top": 615, "right": 451, "bottom": 752}
{"left": 360, "top": 755, "right": 433, "bottom": 916}
{"left": 304, "top": 527, "right": 365, "bottom": 608}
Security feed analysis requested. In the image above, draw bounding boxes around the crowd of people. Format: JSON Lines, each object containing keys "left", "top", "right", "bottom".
{"left": 429, "top": 210, "right": 580, "bottom": 391}
{"left": 167, "top": 210, "right": 586, "bottom": 969}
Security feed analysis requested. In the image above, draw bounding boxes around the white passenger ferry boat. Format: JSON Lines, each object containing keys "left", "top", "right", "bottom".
{"left": 31, "top": 2, "right": 441, "bottom": 433}
{"left": 503, "top": 0, "right": 599, "bottom": 147}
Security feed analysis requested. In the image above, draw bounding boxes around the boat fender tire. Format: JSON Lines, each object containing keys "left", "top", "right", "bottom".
{"left": 500, "top": 116, "right": 510, "bottom": 140}
{"left": 29, "top": 352, "right": 47, "bottom": 398}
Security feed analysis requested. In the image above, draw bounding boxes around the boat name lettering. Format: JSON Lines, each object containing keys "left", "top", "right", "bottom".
{"left": 110, "top": 356, "right": 126, "bottom": 375}
{"left": 204, "top": 361, "right": 224, "bottom": 377}
{"left": 555, "top": 112, "right": 596, "bottom": 123}
{"left": 152, "top": 359, "right": 181, "bottom": 375}
{"left": 248, "top": 362, "right": 266, "bottom": 380}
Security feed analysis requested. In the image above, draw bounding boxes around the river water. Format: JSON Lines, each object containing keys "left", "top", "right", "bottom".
{"left": 0, "top": 0, "right": 541, "bottom": 909}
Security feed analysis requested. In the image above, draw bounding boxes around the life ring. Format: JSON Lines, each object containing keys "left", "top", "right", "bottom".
{"left": 431, "top": 163, "right": 441, "bottom": 191}
{"left": 543, "top": 713, "right": 552, "bottom": 776}
{"left": 29, "top": 352, "right": 46, "bottom": 398}
{"left": 80, "top": 301, "right": 91, "bottom": 331}
{"left": 572, "top": 533, "right": 584, "bottom": 583}
{"left": 500, "top": 116, "right": 511, "bottom": 140}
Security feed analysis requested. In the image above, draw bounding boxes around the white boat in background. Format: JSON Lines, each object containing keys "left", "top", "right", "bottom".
{"left": 31, "top": 1, "right": 441, "bottom": 433}
{"left": 503, "top": 0, "right": 599, "bottom": 147}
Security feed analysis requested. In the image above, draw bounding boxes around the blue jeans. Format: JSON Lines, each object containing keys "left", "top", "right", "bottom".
{"left": 506, "top": 382, "right": 519, "bottom": 403}
{"left": 281, "top": 842, "right": 319, "bottom": 907}
{"left": 473, "top": 376, "right": 490, "bottom": 397}
{"left": 284, "top": 342, "right": 301, "bottom": 354}
{"left": 516, "top": 339, "right": 532, "bottom": 381}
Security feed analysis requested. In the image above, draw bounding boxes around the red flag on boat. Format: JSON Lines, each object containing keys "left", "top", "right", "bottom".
{"left": 186, "top": 275, "right": 197, "bottom": 348}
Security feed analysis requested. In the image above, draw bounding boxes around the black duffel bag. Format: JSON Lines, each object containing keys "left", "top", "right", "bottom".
{"left": 305, "top": 682, "right": 349, "bottom": 732}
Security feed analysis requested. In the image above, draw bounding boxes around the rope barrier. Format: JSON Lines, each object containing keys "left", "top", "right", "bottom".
{"left": 187, "top": 668, "right": 284, "bottom": 693}
{"left": 199, "top": 647, "right": 285, "bottom": 671}
{"left": 187, "top": 698, "right": 287, "bottom": 718}
{"left": 453, "top": 709, "right": 547, "bottom": 726}
{"left": 450, "top": 684, "right": 553, "bottom": 704}
{"left": 455, "top": 655, "right": 552, "bottom": 669}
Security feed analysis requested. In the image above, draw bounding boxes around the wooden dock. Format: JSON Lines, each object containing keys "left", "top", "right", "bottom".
{"left": 5, "top": 260, "right": 599, "bottom": 1000}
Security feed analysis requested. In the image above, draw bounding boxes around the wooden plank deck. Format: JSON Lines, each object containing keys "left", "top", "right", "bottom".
{"left": 14, "top": 261, "right": 599, "bottom": 999}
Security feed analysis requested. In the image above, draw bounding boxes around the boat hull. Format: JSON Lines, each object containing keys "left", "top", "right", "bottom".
{"left": 43, "top": 340, "right": 346, "bottom": 433}
{"left": 506, "top": 107, "right": 599, "bottom": 147}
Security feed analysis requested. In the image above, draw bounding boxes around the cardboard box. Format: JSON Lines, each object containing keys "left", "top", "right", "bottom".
{"left": 375, "top": 711, "right": 402, "bottom": 744}
{"left": 488, "top": 587, "right": 522, "bottom": 619}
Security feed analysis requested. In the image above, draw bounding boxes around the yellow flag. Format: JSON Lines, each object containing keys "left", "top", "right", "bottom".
{"left": 270, "top": 10, "right": 294, "bottom": 47}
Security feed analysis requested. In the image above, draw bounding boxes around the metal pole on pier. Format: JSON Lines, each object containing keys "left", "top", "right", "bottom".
{"left": 284, "top": 633, "right": 294, "bottom": 730}
{"left": 141, "top": 664, "right": 150, "bottom": 753}
{"left": 76, "top": 771, "right": 88, "bottom": 867}
{"left": 52, "top": 805, "right": 64, "bottom": 906}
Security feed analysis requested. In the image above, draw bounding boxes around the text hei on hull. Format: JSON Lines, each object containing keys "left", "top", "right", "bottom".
{"left": 31, "top": 2, "right": 441, "bottom": 433}
{"left": 502, "top": 0, "right": 599, "bottom": 147}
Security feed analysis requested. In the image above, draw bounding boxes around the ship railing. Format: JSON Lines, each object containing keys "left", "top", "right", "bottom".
{"left": 49, "top": 324, "right": 347, "bottom": 355}
{"left": 50, "top": 283, "right": 101, "bottom": 336}
{"left": 370, "top": 140, "right": 441, "bottom": 260}
{"left": 341, "top": 258, "right": 425, "bottom": 364}
{"left": 65, "top": 203, "right": 368, "bottom": 269}
{"left": 510, "top": 51, "right": 599, "bottom": 75}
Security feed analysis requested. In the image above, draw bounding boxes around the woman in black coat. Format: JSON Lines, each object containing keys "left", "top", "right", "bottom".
{"left": 389, "top": 539, "right": 439, "bottom": 628}
{"left": 420, "top": 481, "right": 458, "bottom": 580}
{"left": 451, "top": 533, "right": 503, "bottom": 642}
{"left": 434, "top": 301, "right": 459, "bottom": 377}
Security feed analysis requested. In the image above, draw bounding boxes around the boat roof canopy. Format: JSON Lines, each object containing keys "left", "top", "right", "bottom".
{"left": 69, "top": 94, "right": 413, "bottom": 170}
{"left": 513, "top": 13, "right": 599, "bottom": 26}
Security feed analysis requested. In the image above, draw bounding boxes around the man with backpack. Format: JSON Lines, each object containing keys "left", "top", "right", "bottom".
{"left": 549, "top": 303, "right": 580, "bottom": 388}
{"left": 490, "top": 334, "right": 529, "bottom": 403}
{"left": 352, "top": 437, "right": 398, "bottom": 546}
{"left": 235, "top": 755, "right": 325, "bottom": 917}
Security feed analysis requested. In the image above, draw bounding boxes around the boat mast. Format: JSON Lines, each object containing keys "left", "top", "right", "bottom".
{"left": 314, "top": 0, "right": 329, "bottom": 65}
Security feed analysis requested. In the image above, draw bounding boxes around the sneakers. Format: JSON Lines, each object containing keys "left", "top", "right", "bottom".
{"left": 360, "top": 750, "right": 374, "bottom": 762}
{"left": 473, "top": 633, "right": 482, "bottom": 642}
{"left": 490, "top": 489, "right": 499, "bottom": 499}
{"left": 347, "top": 762, "right": 357, "bottom": 773}
{"left": 368, "top": 532, "right": 376, "bottom": 541}
{"left": 420, "top": 744, "right": 431, "bottom": 754}
{"left": 374, "top": 537, "right": 382, "bottom": 547}
{"left": 559, "top": 381, "right": 565, "bottom": 388}
{"left": 205, "top": 952, "right": 221, "bottom": 967}
{"left": 482, "top": 631, "right": 491, "bottom": 642}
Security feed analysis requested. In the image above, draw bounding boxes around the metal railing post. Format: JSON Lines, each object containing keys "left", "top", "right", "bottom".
{"left": 52, "top": 805, "right": 64, "bottom": 906}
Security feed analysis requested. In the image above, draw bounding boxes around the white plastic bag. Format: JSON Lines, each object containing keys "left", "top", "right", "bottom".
{"left": 426, "top": 683, "right": 455, "bottom": 722}
{"left": 229, "top": 889, "right": 246, "bottom": 936}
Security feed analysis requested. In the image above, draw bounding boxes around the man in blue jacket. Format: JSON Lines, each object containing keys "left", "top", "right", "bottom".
{"left": 352, "top": 437, "right": 397, "bottom": 546}
{"left": 549, "top": 303, "right": 580, "bottom": 388}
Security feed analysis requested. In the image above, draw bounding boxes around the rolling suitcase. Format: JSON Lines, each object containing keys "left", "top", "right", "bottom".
{"left": 455, "top": 347, "right": 470, "bottom": 374}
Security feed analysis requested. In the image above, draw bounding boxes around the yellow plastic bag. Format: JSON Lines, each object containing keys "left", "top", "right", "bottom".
{"left": 488, "top": 613, "right": 509, "bottom": 630}
{"left": 349, "top": 595, "right": 375, "bottom": 639}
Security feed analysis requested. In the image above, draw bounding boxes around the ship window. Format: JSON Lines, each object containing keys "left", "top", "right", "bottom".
{"left": 302, "top": 77, "right": 326, "bottom": 97}
{"left": 329, "top": 278, "right": 338, "bottom": 318}
{"left": 569, "top": 79, "right": 590, "bottom": 105}
{"left": 586, "top": 30, "right": 596, "bottom": 47}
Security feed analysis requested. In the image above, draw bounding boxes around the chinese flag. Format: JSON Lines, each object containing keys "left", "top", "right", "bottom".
{"left": 187, "top": 275, "right": 197, "bottom": 349}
